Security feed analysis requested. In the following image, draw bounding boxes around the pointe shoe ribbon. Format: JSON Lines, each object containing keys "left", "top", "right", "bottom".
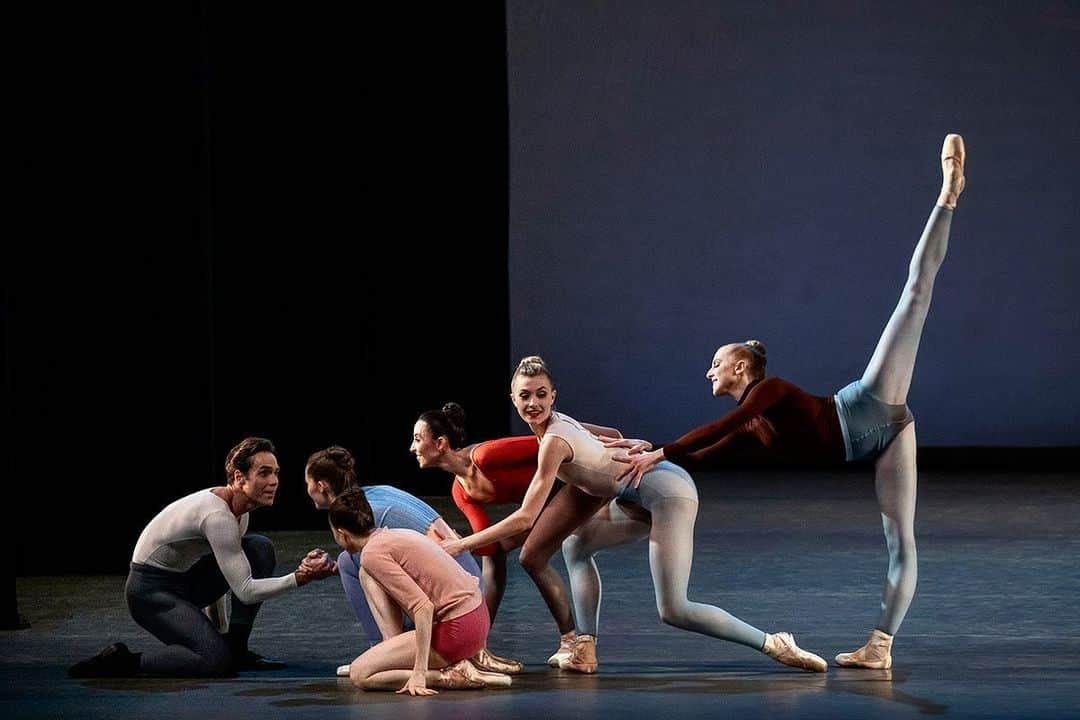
{"left": 435, "top": 659, "right": 488, "bottom": 689}
{"left": 547, "top": 636, "right": 576, "bottom": 667}
{"left": 763, "top": 632, "right": 828, "bottom": 673}
{"left": 835, "top": 628, "right": 894, "bottom": 669}
{"left": 557, "top": 634, "right": 598, "bottom": 674}
{"left": 471, "top": 647, "right": 524, "bottom": 675}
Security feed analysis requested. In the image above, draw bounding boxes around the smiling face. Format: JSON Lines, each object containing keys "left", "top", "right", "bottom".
{"left": 233, "top": 451, "right": 280, "bottom": 508}
{"left": 510, "top": 372, "right": 556, "bottom": 430}
{"left": 409, "top": 420, "right": 445, "bottom": 468}
{"left": 704, "top": 345, "right": 744, "bottom": 397}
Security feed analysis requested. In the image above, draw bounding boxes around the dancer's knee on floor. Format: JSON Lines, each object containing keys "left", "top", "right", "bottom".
{"left": 197, "top": 650, "right": 235, "bottom": 678}
{"left": 349, "top": 658, "right": 370, "bottom": 686}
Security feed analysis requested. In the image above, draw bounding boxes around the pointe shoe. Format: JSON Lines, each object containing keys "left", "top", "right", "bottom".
{"left": 471, "top": 646, "right": 524, "bottom": 674}
{"left": 336, "top": 664, "right": 351, "bottom": 677}
{"left": 835, "top": 629, "right": 894, "bottom": 669}
{"left": 558, "top": 634, "right": 598, "bottom": 674}
{"left": 547, "top": 635, "right": 576, "bottom": 667}
{"left": 938, "top": 133, "right": 966, "bottom": 209}
{"left": 474, "top": 669, "right": 514, "bottom": 688}
{"left": 434, "top": 658, "right": 488, "bottom": 689}
{"left": 762, "top": 632, "right": 828, "bottom": 673}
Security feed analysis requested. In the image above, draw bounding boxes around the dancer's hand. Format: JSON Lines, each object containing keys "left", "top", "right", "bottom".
{"left": 295, "top": 555, "right": 336, "bottom": 585}
{"left": 613, "top": 448, "right": 664, "bottom": 489}
{"left": 397, "top": 671, "right": 438, "bottom": 696}
{"left": 302, "top": 548, "right": 337, "bottom": 575}
{"left": 440, "top": 538, "right": 467, "bottom": 557}
{"left": 601, "top": 437, "right": 652, "bottom": 454}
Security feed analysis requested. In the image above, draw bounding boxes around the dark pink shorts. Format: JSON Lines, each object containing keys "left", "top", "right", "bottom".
{"left": 431, "top": 603, "right": 489, "bottom": 663}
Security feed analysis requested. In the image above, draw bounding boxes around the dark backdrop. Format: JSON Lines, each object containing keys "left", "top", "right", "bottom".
{"left": 7, "top": 2, "right": 1078, "bottom": 581}
{"left": 506, "top": 0, "right": 1080, "bottom": 448}
{"left": 9, "top": 3, "right": 509, "bottom": 574}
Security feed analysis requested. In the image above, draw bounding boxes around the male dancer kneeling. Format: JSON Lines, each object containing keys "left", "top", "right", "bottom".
{"left": 69, "top": 437, "right": 334, "bottom": 678}
{"left": 327, "top": 489, "right": 511, "bottom": 695}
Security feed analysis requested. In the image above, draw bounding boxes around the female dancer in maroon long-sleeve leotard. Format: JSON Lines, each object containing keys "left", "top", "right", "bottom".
{"left": 611, "top": 133, "right": 967, "bottom": 669}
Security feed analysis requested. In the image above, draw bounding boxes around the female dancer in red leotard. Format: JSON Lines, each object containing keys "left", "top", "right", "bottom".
{"left": 411, "top": 402, "right": 619, "bottom": 666}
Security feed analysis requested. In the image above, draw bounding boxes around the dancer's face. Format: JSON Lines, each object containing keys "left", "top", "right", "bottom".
{"left": 511, "top": 374, "right": 556, "bottom": 429}
{"left": 410, "top": 420, "right": 443, "bottom": 468}
{"left": 234, "top": 451, "right": 280, "bottom": 507}
{"left": 305, "top": 468, "right": 333, "bottom": 509}
{"left": 705, "top": 346, "right": 742, "bottom": 397}
{"left": 330, "top": 523, "right": 354, "bottom": 552}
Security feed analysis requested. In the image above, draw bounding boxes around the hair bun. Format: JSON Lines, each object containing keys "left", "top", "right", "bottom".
{"left": 327, "top": 446, "right": 355, "bottom": 471}
{"left": 517, "top": 355, "right": 547, "bottom": 370}
{"left": 442, "top": 402, "right": 466, "bottom": 428}
{"left": 744, "top": 339, "right": 767, "bottom": 357}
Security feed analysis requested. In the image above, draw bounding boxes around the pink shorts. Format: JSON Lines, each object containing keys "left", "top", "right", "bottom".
{"left": 431, "top": 603, "right": 489, "bottom": 663}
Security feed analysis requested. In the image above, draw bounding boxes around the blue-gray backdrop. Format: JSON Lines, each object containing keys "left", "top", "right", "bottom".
{"left": 507, "top": 0, "right": 1079, "bottom": 447}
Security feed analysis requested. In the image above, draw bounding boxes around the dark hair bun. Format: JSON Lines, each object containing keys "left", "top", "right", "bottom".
{"left": 442, "top": 402, "right": 466, "bottom": 429}
{"left": 326, "top": 446, "right": 355, "bottom": 472}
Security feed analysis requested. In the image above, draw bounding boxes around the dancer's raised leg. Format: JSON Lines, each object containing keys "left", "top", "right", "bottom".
{"left": 861, "top": 134, "right": 965, "bottom": 405}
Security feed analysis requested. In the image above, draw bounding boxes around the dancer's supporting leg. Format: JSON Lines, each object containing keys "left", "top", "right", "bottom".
{"left": 481, "top": 551, "right": 508, "bottom": 623}
{"left": 518, "top": 485, "right": 610, "bottom": 665}
{"left": 835, "top": 422, "right": 918, "bottom": 669}
{"left": 838, "top": 134, "right": 965, "bottom": 668}
{"left": 560, "top": 500, "right": 651, "bottom": 670}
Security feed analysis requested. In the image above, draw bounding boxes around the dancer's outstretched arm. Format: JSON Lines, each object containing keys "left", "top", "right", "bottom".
{"left": 615, "top": 378, "right": 798, "bottom": 485}
{"left": 441, "top": 435, "right": 571, "bottom": 556}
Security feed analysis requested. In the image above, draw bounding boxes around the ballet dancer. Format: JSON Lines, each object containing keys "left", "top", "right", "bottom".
{"left": 68, "top": 437, "right": 334, "bottom": 678}
{"left": 329, "top": 489, "right": 512, "bottom": 695}
{"left": 613, "top": 134, "right": 967, "bottom": 669}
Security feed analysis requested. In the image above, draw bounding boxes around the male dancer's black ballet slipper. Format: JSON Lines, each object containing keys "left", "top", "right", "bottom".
{"left": 235, "top": 649, "right": 286, "bottom": 671}
{"left": 68, "top": 642, "right": 139, "bottom": 678}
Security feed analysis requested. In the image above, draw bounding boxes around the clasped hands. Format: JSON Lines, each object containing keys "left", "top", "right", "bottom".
{"left": 295, "top": 548, "right": 338, "bottom": 585}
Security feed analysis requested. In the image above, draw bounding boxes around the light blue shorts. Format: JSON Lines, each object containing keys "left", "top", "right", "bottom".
{"left": 834, "top": 380, "right": 914, "bottom": 462}
{"left": 615, "top": 460, "right": 697, "bottom": 511}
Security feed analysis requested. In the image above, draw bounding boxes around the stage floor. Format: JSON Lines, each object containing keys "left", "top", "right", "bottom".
{"left": 3, "top": 470, "right": 1078, "bottom": 719}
